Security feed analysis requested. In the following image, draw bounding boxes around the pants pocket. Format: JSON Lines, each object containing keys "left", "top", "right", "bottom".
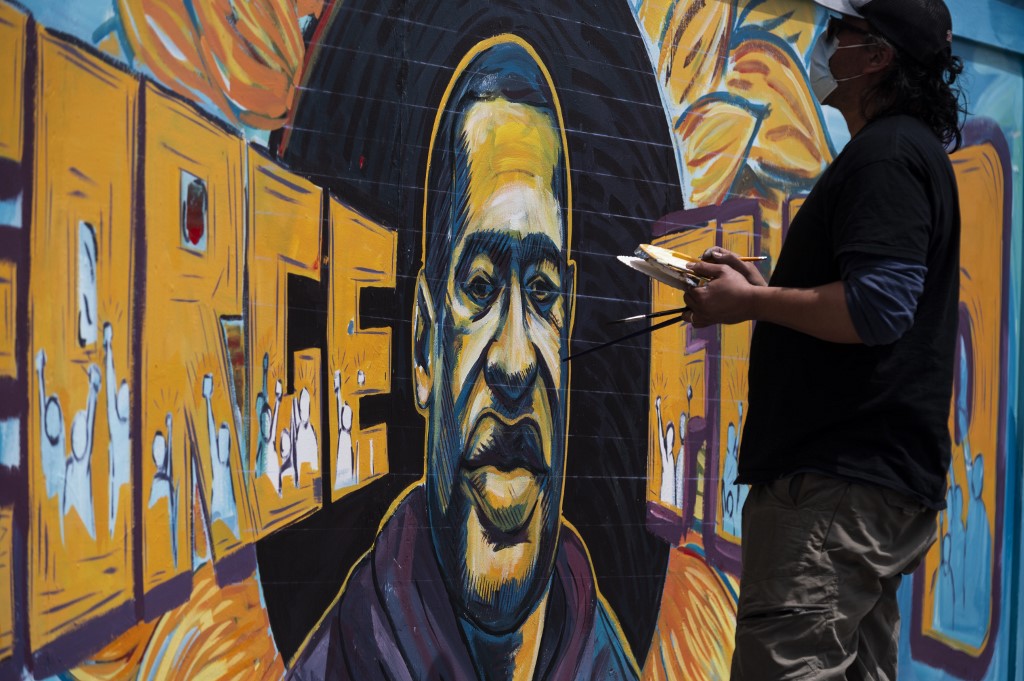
{"left": 735, "top": 577, "right": 839, "bottom": 680}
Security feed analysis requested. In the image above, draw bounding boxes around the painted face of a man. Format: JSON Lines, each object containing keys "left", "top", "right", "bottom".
{"left": 416, "top": 96, "right": 574, "bottom": 633}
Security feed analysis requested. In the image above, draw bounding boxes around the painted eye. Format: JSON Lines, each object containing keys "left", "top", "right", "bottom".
{"left": 527, "top": 275, "right": 557, "bottom": 313}
{"left": 463, "top": 274, "right": 496, "bottom": 306}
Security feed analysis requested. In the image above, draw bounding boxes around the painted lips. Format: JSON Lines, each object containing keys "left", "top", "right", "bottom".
{"left": 461, "top": 416, "right": 547, "bottom": 535}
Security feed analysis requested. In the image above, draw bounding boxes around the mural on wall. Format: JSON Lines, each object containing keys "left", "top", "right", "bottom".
{"left": 0, "top": 0, "right": 1019, "bottom": 680}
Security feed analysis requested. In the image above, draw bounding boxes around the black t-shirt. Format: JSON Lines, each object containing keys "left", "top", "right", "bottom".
{"left": 738, "top": 114, "right": 960, "bottom": 509}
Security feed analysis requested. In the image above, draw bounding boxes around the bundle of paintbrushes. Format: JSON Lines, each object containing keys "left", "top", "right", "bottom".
{"left": 563, "top": 245, "right": 763, "bottom": 362}
{"left": 562, "top": 245, "right": 697, "bottom": 362}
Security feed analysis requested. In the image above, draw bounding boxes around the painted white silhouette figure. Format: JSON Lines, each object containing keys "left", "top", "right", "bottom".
{"left": 36, "top": 350, "right": 66, "bottom": 501}
{"left": 63, "top": 363, "right": 102, "bottom": 541}
{"left": 280, "top": 428, "right": 296, "bottom": 489}
{"left": 294, "top": 387, "right": 319, "bottom": 476}
{"left": 149, "top": 412, "right": 178, "bottom": 568}
{"left": 676, "top": 386, "right": 695, "bottom": 511}
{"left": 333, "top": 371, "right": 356, "bottom": 490}
{"left": 264, "top": 379, "right": 283, "bottom": 495}
{"left": 103, "top": 323, "right": 131, "bottom": 537}
{"left": 721, "top": 402, "right": 747, "bottom": 537}
{"left": 202, "top": 374, "right": 238, "bottom": 537}
{"left": 655, "top": 396, "right": 676, "bottom": 506}
{"left": 722, "top": 423, "right": 740, "bottom": 535}
{"left": 77, "top": 222, "right": 98, "bottom": 346}
{"left": 674, "top": 412, "right": 686, "bottom": 509}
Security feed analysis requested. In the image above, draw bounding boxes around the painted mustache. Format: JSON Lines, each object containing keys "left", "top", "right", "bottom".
{"left": 463, "top": 415, "right": 546, "bottom": 475}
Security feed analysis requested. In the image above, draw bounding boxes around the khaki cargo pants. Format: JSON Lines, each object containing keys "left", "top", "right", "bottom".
{"left": 730, "top": 473, "right": 938, "bottom": 681}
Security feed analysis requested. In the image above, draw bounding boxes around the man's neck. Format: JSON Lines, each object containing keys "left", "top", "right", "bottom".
{"left": 461, "top": 590, "right": 550, "bottom": 681}
{"left": 834, "top": 77, "right": 886, "bottom": 139}
{"left": 842, "top": 108, "right": 868, "bottom": 138}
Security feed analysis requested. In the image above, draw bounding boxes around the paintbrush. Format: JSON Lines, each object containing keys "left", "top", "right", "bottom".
{"left": 609, "top": 307, "right": 688, "bottom": 324}
{"left": 638, "top": 243, "right": 766, "bottom": 267}
{"left": 562, "top": 311, "right": 686, "bottom": 362}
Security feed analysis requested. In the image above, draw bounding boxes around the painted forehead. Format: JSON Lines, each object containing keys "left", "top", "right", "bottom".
{"left": 459, "top": 98, "right": 564, "bottom": 241}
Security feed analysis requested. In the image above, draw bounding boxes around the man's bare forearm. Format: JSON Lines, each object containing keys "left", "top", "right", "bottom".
{"left": 748, "top": 281, "right": 863, "bottom": 344}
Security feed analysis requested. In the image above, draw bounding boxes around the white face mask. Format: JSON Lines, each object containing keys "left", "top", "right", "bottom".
{"left": 809, "top": 33, "right": 872, "bottom": 104}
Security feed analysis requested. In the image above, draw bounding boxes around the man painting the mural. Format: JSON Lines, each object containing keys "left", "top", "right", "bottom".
{"left": 288, "top": 37, "right": 637, "bottom": 680}
{"left": 681, "top": 0, "right": 965, "bottom": 678}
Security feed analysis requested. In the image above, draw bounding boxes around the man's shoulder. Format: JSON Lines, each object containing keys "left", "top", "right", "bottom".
{"left": 842, "top": 115, "right": 950, "bottom": 170}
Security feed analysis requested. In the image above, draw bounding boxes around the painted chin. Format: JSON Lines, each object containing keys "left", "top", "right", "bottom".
{"left": 459, "top": 488, "right": 549, "bottom": 632}
{"left": 462, "top": 466, "right": 542, "bottom": 536}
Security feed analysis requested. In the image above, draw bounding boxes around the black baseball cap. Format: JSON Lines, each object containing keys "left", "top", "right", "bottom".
{"left": 815, "top": 0, "right": 954, "bottom": 64}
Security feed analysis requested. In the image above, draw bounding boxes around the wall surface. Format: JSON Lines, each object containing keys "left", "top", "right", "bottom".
{"left": 0, "top": 0, "right": 1020, "bottom": 679}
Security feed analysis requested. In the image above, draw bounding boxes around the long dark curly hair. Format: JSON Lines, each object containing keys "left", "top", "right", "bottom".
{"left": 865, "top": 42, "right": 968, "bottom": 150}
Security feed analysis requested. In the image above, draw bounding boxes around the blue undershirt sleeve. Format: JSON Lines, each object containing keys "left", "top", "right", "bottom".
{"left": 839, "top": 253, "right": 927, "bottom": 346}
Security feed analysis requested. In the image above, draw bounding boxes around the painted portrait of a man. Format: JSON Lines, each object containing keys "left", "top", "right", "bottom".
{"left": 287, "top": 37, "right": 637, "bottom": 680}
{"left": 266, "top": 0, "right": 682, "bottom": 673}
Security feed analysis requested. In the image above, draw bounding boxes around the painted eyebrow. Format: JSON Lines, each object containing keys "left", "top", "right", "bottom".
{"left": 520, "top": 232, "right": 563, "bottom": 273}
{"left": 453, "top": 231, "right": 564, "bottom": 281}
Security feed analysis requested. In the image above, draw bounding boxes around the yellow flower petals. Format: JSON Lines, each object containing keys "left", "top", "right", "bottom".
{"left": 678, "top": 97, "right": 762, "bottom": 206}
{"left": 656, "top": 0, "right": 734, "bottom": 109}
{"left": 725, "top": 36, "right": 832, "bottom": 187}
{"left": 736, "top": 0, "right": 821, "bottom": 59}
{"left": 115, "top": 0, "right": 313, "bottom": 129}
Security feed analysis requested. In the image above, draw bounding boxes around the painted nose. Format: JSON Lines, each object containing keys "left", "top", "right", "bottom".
{"left": 486, "top": 279, "right": 538, "bottom": 410}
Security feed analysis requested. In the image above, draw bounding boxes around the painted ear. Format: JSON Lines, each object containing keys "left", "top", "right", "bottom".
{"left": 412, "top": 272, "right": 436, "bottom": 410}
